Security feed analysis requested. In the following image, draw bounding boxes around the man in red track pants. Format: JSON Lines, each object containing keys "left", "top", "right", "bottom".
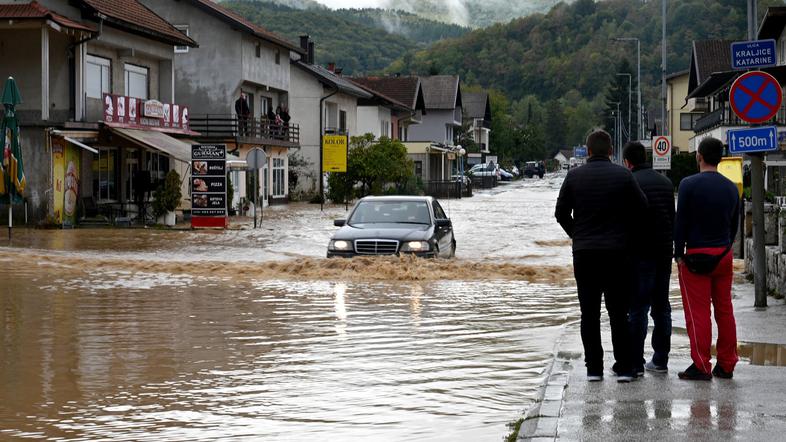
{"left": 674, "top": 137, "right": 740, "bottom": 381}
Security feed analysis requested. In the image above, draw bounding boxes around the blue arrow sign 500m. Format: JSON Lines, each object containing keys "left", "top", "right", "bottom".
{"left": 727, "top": 126, "right": 779, "bottom": 154}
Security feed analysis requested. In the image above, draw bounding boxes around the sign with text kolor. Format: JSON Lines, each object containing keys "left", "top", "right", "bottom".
{"left": 322, "top": 135, "right": 348, "bottom": 173}
{"left": 191, "top": 144, "right": 228, "bottom": 228}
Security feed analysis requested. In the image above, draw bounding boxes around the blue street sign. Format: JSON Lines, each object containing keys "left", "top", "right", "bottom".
{"left": 574, "top": 146, "right": 587, "bottom": 158}
{"left": 729, "top": 71, "right": 782, "bottom": 124}
{"left": 727, "top": 126, "right": 779, "bottom": 154}
{"left": 731, "top": 40, "right": 777, "bottom": 70}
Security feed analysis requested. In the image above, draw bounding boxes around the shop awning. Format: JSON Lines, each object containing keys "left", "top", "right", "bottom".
{"left": 51, "top": 130, "right": 99, "bottom": 154}
{"left": 110, "top": 128, "right": 192, "bottom": 162}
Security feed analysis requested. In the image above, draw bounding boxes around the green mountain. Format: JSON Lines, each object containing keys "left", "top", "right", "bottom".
{"left": 222, "top": 1, "right": 468, "bottom": 74}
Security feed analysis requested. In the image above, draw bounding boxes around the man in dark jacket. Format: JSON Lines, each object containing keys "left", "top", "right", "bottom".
{"left": 235, "top": 93, "right": 250, "bottom": 136}
{"left": 674, "top": 137, "right": 739, "bottom": 381}
{"left": 556, "top": 129, "right": 648, "bottom": 382}
{"left": 622, "top": 141, "right": 674, "bottom": 376}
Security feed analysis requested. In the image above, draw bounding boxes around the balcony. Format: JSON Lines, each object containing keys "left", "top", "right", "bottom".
{"left": 190, "top": 114, "right": 300, "bottom": 147}
{"left": 693, "top": 105, "right": 786, "bottom": 133}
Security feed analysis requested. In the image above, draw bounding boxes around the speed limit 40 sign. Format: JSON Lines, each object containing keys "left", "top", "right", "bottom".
{"left": 651, "top": 135, "right": 672, "bottom": 170}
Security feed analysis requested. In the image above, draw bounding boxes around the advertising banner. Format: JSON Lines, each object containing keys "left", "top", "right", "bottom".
{"left": 103, "top": 94, "right": 190, "bottom": 132}
{"left": 52, "top": 138, "right": 65, "bottom": 224}
{"left": 322, "top": 134, "right": 348, "bottom": 173}
{"left": 191, "top": 144, "right": 227, "bottom": 228}
{"left": 63, "top": 144, "right": 81, "bottom": 227}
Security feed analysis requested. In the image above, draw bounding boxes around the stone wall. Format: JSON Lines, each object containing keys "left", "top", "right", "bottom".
{"left": 744, "top": 202, "right": 786, "bottom": 298}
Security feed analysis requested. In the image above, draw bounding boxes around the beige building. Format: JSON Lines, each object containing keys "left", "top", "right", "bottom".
{"left": 666, "top": 70, "right": 705, "bottom": 154}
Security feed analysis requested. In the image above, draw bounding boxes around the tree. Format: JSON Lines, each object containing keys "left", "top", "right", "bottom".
{"left": 544, "top": 99, "right": 567, "bottom": 154}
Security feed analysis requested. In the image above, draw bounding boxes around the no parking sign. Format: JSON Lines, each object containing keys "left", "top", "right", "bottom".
{"left": 651, "top": 135, "right": 671, "bottom": 170}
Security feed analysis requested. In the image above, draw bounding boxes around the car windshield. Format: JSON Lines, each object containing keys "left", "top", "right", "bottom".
{"left": 349, "top": 201, "right": 431, "bottom": 225}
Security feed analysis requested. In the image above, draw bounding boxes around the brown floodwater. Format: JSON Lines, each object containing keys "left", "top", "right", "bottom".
{"left": 0, "top": 178, "right": 584, "bottom": 441}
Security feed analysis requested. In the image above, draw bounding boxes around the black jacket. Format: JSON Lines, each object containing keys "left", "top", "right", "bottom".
{"left": 555, "top": 156, "right": 648, "bottom": 252}
{"left": 632, "top": 165, "right": 675, "bottom": 257}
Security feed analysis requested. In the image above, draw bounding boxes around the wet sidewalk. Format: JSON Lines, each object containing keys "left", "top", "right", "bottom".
{"left": 519, "top": 280, "right": 786, "bottom": 441}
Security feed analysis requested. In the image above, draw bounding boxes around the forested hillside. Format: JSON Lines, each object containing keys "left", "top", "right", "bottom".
{"left": 222, "top": 1, "right": 468, "bottom": 73}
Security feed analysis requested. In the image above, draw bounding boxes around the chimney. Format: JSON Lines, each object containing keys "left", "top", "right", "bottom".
{"left": 299, "top": 35, "right": 309, "bottom": 52}
{"left": 327, "top": 62, "right": 335, "bottom": 73}
{"left": 307, "top": 41, "right": 315, "bottom": 64}
{"left": 335, "top": 67, "right": 343, "bottom": 76}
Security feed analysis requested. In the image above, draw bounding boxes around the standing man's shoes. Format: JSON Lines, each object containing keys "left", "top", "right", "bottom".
{"left": 712, "top": 365, "right": 733, "bottom": 379}
{"left": 677, "top": 363, "right": 712, "bottom": 381}
{"left": 645, "top": 360, "right": 668, "bottom": 373}
{"left": 587, "top": 374, "right": 603, "bottom": 382}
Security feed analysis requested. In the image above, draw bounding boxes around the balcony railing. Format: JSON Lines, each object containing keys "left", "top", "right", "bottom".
{"left": 693, "top": 104, "right": 786, "bottom": 133}
{"left": 190, "top": 114, "right": 300, "bottom": 145}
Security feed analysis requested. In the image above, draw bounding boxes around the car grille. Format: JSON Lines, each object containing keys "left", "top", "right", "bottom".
{"left": 354, "top": 239, "right": 399, "bottom": 255}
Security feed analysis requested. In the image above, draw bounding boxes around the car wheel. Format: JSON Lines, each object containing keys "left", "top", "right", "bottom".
{"left": 433, "top": 244, "right": 440, "bottom": 258}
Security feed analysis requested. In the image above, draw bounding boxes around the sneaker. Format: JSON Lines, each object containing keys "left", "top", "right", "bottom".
{"left": 645, "top": 360, "right": 668, "bottom": 373}
{"left": 712, "top": 365, "right": 733, "bottom": 379}
{"left": 635, "top": 366, "right": 645, "bottom": 377}
{"left": 587, "top": 373, "right": 603, "bottom": 382}
{"left": 677, "top": 363, "right": 712, "bottom": 381}
{"left": 616, "top": 374, "right": 634, "bottom": 383}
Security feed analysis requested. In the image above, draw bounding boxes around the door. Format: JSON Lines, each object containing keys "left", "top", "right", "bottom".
{"left": 432, "top": 200, "right": 453, "bottom": 257}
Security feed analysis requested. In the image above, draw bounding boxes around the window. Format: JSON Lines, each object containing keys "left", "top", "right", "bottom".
{"left": 124, "top": 64, "right": 148, "bottom": 99}
{"left": 432, "top": 201, "right": 447, "bottom": 220}
{"left": 680, "top": 113, "right": 701, "bottom": 131}
{"left": 339, "top": 110, "right": 347, "bottom": 133}
{"left": 86, "top": 55, "right": 111, "bottom": 99}
{"left": 381, "top": 120, "right": 390, "bottom": 137}
{"left": 92, "top": 148, "right": 119, "bottom": 201}
{"left": 272, "top": 157, "right": 285, "bottom": 197}
{"left": 275, "top": 49, "right": 280, "bottom": 65}
{"left": 445, "top": 124, "right": 451, "bottom": 143}
{"left": 414, "top": 161, "right": 423, "bottom": 178}
{"left": 174, "top": 25, "right": 190, "bottom": 53}
{"left": 255, "top": 43, "right": 261, "bottom": 58}
{"left": 146, "top": 151, "right": 170, "bottom": 188}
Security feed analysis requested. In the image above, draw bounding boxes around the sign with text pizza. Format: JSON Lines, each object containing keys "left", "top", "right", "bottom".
{"left": 191, "top": 144, "right": 228, "bottom": 228}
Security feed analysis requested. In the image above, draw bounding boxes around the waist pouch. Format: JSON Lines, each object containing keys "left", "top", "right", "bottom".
{"left": 683, "top": 245, "right": 732, "bottom": 274}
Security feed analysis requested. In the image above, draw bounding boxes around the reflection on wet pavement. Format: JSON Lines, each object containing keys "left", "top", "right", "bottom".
{"left": 738, "top": 341, "right": 786, "bottom": 366}
{"left": 0, "top": 177, "right": 584, "bottom": 441}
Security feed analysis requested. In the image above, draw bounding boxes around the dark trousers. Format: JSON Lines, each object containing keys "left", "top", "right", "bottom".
{"left": 573, "top": 249, "right": 634, "bottom": 375}
{"left": 629, "top": 255, "right": 672, "bottom": 370}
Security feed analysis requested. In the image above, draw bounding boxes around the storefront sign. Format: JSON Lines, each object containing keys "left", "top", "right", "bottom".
{"left": 191, "top": 144, "right": 227, "bottom": 227}
{"left": 322, "top": 134, "right": 348, "bottom": 173}
{"left": 144, "top": 99, "right": 165, "bottom": 118}
{"left": 104, "top": 94, "right": 189, "bottom": 132}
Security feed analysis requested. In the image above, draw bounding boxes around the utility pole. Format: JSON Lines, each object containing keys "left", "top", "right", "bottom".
{"left": 748, "top": 0, "right": 767, "bottom": 308}
{"left": 617, "top": 73, "right": 632, "bottom": 142}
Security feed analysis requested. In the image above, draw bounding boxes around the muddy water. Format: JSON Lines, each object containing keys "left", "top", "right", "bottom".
{"left": 0, "top": 177, "right": 580, "bottom": 441}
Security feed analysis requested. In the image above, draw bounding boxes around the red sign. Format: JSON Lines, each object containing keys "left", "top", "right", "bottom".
{"left": 729, "top": 71, "right": 783, "bottom": 124}
{"left": 103, "top": 94, "right": 190, "bottom": 132}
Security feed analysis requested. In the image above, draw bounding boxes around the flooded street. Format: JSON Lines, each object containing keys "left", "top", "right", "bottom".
{"left": 1, "top": 177, "right": 580, "bottom": 441}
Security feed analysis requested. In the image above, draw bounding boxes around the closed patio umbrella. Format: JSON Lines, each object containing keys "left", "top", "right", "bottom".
{"left": 1, "top": 77, "right": 25, "bottom": 239}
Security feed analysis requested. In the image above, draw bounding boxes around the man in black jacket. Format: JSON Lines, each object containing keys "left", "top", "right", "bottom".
{"left": 555, "top": 129, "right": 648, "bottom": 382}
{"left": 622, "top": 142, "right": 674, "bottom": 376}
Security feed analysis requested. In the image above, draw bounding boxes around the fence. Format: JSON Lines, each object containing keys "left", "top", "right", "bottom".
{"left": 423, "top": 180, "right": 472, "bottom": 199}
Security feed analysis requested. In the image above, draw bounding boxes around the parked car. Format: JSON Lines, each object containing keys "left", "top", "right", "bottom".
{"left": 499, "top": 168, "right": 514, "bottom": 181}
{"left": 524, "top": 161, "right": 545, "bottom": 178}
{"left": 468, "top": 162, "right": 498, "bottom": 177}
{"left": 327, "top": 196, "right": 456, "bottom": 258}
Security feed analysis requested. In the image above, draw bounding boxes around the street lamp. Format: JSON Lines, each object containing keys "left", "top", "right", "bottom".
{"left": 457, "top": 145, "right": 465, "bottom": 198}
{"left": 616, "top": 73, "right": 632, "bottom": 142}
{"left": 613, "top": 37, "right": 641, "bottom": 140}
{"left": 610, "top": 102, "right": 621, "bottom": 163}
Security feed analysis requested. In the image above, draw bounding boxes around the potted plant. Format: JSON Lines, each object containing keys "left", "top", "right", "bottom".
{"left": 152, "top": 170, "right": 182, "bottom": 226}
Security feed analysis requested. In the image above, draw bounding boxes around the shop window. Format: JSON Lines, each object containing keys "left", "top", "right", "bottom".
{"left": 86, "top": 55, "right": 111, "bottom": 99}
{"left": 174, "top": 25, "right": 190, "bottom": 53}
{"left": 146, "top": 151, "right": 170, "bottom": 188}
{"left": 272, "top": 157, "right": 285, "bottom": 197}
{"left": 92, "top": 148, "right": 119, "bottom": 201}
{"left": 124, "top": 64, "right": 149, "bottom": 99}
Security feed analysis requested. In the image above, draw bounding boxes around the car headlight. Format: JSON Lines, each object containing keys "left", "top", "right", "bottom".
{"left": 329, "top": 240, "right": 352, "bottom": 251}
{"left": 400, "top": 241, "right": 430, "bottom": 252}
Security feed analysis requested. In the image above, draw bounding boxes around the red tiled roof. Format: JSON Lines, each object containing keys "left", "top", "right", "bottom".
{"left": 352, "top": 76, "right": 422, "bottom": 110}
{"left": 187, "top": 0, "right": 304, "bottom": 53}
{"left": 0, "top": 1, "right": 96, "bottom": 33}
{"left": 80, "top": 0, "right": 197, "bottom": 47}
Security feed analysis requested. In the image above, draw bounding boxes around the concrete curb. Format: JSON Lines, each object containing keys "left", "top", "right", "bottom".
{"left": 517, "top": 326, "right": 581, "bottom": 441}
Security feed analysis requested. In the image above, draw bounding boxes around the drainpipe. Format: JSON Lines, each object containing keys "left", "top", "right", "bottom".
{"left": 319, "top": 87, "right": 338, "bottom": 210}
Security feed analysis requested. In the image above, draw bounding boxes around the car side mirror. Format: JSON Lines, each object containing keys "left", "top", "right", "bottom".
{"left": 434, "top": 218, "right": 451, "bottom": 228}
{"left": 334, "top": 219, "right": 346, "bottom": 227}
